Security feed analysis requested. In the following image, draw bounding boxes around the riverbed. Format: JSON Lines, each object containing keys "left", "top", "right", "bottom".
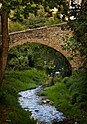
{"left": 18, "top": 86, "right": 74, "bottom": 124}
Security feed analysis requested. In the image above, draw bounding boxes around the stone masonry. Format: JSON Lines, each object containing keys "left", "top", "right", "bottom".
{"left": 0, "top": 23, "right": 83, "bottom": 70}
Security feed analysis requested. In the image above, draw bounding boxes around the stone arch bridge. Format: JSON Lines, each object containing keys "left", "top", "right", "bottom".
{"left": 0, "top": 23, "right": 82, "bottom": 70}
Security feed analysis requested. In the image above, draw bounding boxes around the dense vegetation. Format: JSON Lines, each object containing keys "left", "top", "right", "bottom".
{"left": 42, "top": 72, "right": 87, "bottom": 124}
{"left": 2, "top": 42, "right": 87, "bottom": 123}
{"left": 0, "top": 69, "right": 47, "bottom": 124}
{"left": 7, "top": 0, "right": 68, "bottom": 32}
{"left": 68, "top": 0, "right": 87, "bottom": 70}
{"left": 0, "top": 0, "right": 87, "bottom": 123}
{"left": 7, "top": 43, "right": 72, "bottom": 77}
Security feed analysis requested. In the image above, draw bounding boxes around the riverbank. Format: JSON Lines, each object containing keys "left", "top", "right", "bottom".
{"left": 41, "top": 72, "right": 87, "bottom": 124}
{"left": 0, "top": 69, "right": 47, "bottom": 124}
{"left": 18, "top": 85, "right": 66, "bottom": 124}
{"left": 0, "top": 69, "right": 87, "bottom": 124}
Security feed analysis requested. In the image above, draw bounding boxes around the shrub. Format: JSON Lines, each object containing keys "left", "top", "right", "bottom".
{"left": 8, "top": 19, "right": 27, "bottom": 33}
{"left": 45, "top": 17, "right": 61, "bottom": 26}
{"left": 22, "top": 15, "right": 47, "bottom": 28}
{"left": 71, "top": 92, "right": 79, "bottom": 104}
{"left": 62, "top": 77, "right": 69, "bottom": 83}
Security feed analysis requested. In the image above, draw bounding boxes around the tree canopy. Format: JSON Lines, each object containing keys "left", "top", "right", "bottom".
{"left": 0, "top": 0, "right": 69, "bottom": 21}
{"left": 68, "top": 0, "right": 87, "bottom": 70}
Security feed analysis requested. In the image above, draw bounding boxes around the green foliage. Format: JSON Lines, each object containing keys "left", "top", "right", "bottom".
{"left": 42, "top": 72, "right": 87, "bottom": 123}
{"left": 7, "top": 45, "right": 29, "bottom": 70}
{"left": 19, "top": 12, "right": 61, "bottom": 28}
{"left": 6, "top": 0, "right": 68, "bottom": 29}
{"left": 42, "top": 80, "right": 71, "bottom": 112}
{"left": 67, "top": 37, "right": 78, "bottom": 50}
{"left": 6, "top": 110, "right": 36, "bottom": 124}
{"left": 45, "top": 17, "right": 61, "bottom": 26}
{"left": 22, "top": 15, "right": 47, "bottom": 28}
{"left": 0, "top": 69, "right": 47, "bottom": 107}
{"left": 68, "top": 1, "right": 87, "bottom": 70}
{"left": 0, "top": 69, "right": 47, "bottom": 124}
{"left": 7, "top": 43, "right": 71, "bottom": 77}
{"left": 6, "top": 69, "right": 47, "bottom": 87}
{"left": 62, "top": 76, "right": 69, "bottom": 84}
{"left": 8, "top": 19, "right": 27, "bottom": 32}
{"left": 1, "top": 0, "right": 69, "bottom": 31}
{"left": 64, "top": 72, "right": 87, "bottom": 108}
{"left": 8, "top": 0, "right": 68, "bottom": 20}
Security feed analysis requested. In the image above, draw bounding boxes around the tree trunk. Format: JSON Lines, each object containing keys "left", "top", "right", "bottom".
{"left": 0, "top": 11, "right": 9, "bottom": 86}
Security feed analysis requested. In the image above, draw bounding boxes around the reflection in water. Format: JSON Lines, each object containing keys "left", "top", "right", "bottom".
{"left": 18, "top": 86, "right": 66, "bottom": 124}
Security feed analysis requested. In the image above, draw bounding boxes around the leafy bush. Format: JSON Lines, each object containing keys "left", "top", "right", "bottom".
{"left": 45, "top": 17, "right": 61, "bottom": 26}
{"left": 8, "top": 19, "right": 27, "bottom": 33}
{"left": 70, "top": 92, "right": 79, "bottom": 104}
{"left": 62, "top": 76, "right": 69, "bottom": 83}
{"left": 42, "top": 71, "right": 87, "bottom": 123}
{"left": 7, "top": 43, "right": 71, "bottom": 78}
{"left": 7, "top": 110, "right": 36, "bottom": 124}
{"left": 22, "top": 15, "right": 47, "bottom": 28}
{"left": 0, "top": 69, "right": 47, "bottom": 124}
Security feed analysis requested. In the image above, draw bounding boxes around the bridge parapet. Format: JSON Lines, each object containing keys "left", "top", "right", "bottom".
{"left": 9, "top": 23, "right": 72, "bottom": 50}
{"left": 0, "top": 22, "right": 68, "bottom": 46}
{"left": 0, "top": 23, "right": 83, "bottom": 70}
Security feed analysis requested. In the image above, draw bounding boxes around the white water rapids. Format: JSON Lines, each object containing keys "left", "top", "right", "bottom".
{"left": 18, "top": 86, "right": 66, "bottom": 124}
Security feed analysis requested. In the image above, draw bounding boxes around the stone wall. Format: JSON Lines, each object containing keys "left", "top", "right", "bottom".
{"left": 0, "top": 23, "right": 83, "bottom": 70}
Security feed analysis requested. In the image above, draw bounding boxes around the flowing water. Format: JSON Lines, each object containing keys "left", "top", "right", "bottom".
{"left": 18, "top": 86, "right": 74, "bottom": 124}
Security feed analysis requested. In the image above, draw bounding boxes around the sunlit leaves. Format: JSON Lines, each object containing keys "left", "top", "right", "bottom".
{"left": 67, "top": 37, "right": 78, "bottom": 50}
{"left": 18, "top": 0, "right": 22, "bottom": 3}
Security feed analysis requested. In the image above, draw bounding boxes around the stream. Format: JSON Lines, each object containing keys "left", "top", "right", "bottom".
{"left": 18, "top": 86, "right": 74, "bottom": 124}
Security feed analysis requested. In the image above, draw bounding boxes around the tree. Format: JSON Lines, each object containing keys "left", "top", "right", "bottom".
{"left": 0, "top": 0, "right": 19, "bottom": 85}
{"left": 0, "top": 0, "right": 32, "bottom": 85}
{"left": 0, "top": 2, "right": 9, "bottom": 85}
{"left": 9, "top": 0, "right": 69, "bottom": 22}
{"left": 0, "top": 0, "right": 70, "bottom": 85}
{"left": 68, "top": 0, "right": 87, "bottom": 71}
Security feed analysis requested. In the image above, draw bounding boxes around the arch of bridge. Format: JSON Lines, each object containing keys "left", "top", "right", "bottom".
{"left": 0, "top": 23, "right": 82, "bottom": 70}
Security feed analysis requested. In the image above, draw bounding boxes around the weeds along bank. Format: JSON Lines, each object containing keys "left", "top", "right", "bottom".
{"left": 0, "top": 43, "right": 87, "bottom": 123}
{"left": 42, "top": 71, "right": 87, "bottom": 124}
{"left": 0, "top": 69, "right": 47, "bottom": 124}
{"left": 0, "top": 67, "right": 87, "bottom": 123}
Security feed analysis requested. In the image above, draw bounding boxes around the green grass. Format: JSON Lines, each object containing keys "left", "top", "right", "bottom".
{"left": 0, "top": 68, "right": 47, "bottom": 124}
{"left": 41, "top": 72, "right": 87, "bottom": 123}
{"left": 42, "top": 81, "right": 71, "bottom": 113}
{"left": 0, "top": 69, "right": 87, "bottom": 124}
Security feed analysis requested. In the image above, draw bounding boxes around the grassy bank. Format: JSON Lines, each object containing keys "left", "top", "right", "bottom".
{"left": 0, "top": 68, "right": 47, "bottom": 124}
{"left": 42, "top": 72, "right": 87, "bottom": 124}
